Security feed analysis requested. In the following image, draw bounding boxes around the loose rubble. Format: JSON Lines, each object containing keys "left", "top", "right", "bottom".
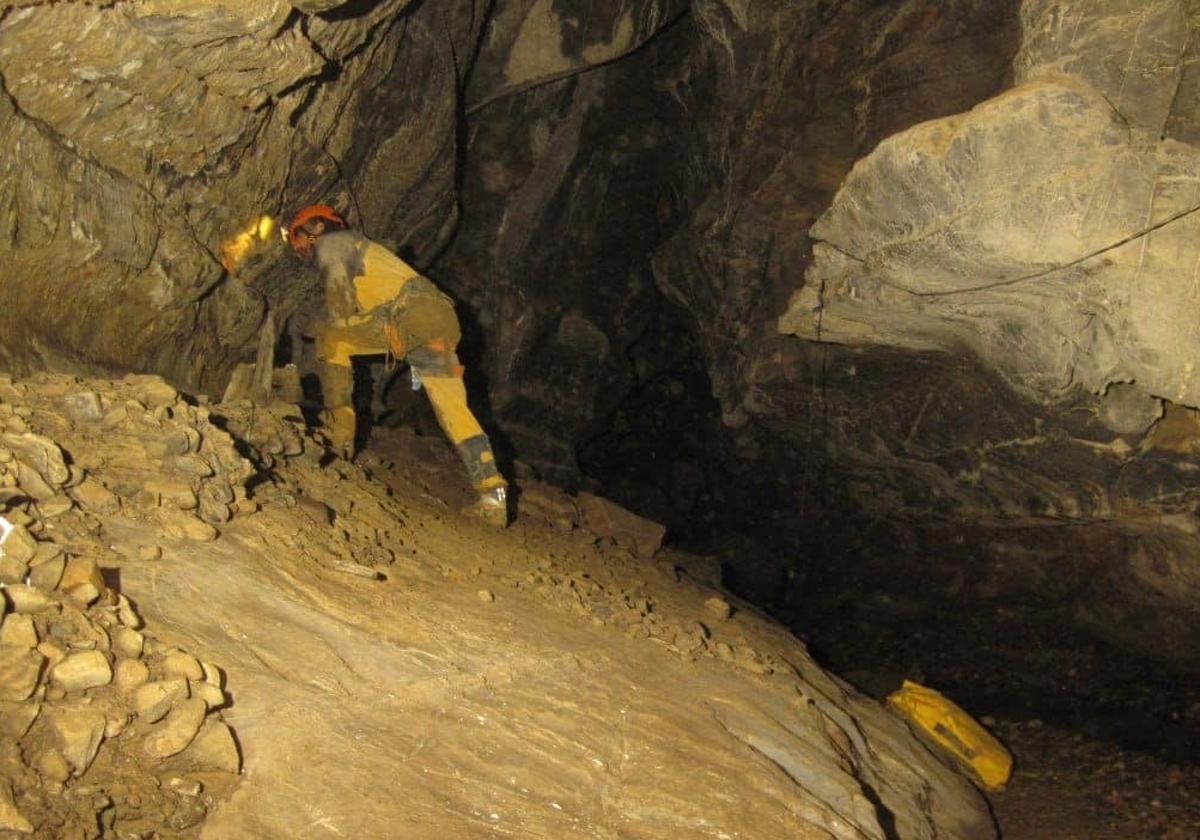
{"left": 0, "top": 373, "right": 245, "bottom": 837}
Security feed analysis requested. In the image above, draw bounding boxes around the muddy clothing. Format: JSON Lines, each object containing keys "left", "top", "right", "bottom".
{"left": 311, "top": 230, "right": 504, "bottom": 492}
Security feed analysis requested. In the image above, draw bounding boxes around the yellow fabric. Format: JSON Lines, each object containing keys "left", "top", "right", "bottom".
{"left": 357, "top": 244, "right": 419, "bottom": 311}
{"left": 421, "top": 375, "right": 485, "bottom": 446}
{"left": 315, "top": 316, "right": 390, "bottom": 366}
{"left": 886, "top": 680, "right": 1013, "bottom": 790}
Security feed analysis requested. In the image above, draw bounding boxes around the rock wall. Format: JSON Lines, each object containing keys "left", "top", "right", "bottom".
{"left": 4, "top": 0, "right": 1200, "bottom": 669}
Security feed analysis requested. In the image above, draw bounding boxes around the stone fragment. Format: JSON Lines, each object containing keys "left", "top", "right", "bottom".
{"left": 0, "top": 647, "right": 44, "bottom": 701}
{"left": 28, "top": 557, "right": 64, "bottom": 591}
{"left": 105, "top": 712, "right": 130, "bottom": 739}
{"left": 0, "top": 522, "right": 37, "bottom": 565}
{"left": 59, "top": 556, "right": 106, "bottom": 595}
{"left": 2, "top": 432, "right": 69, "bottom": 487}
{"left": 116, "top": 595, "right": 141, "bottom": 628}
{"left": 0, "top": 700, "right": 40, "bottom": 738}
{"left": 0, "top": 614, "right": 38, "bottom": 648}
{"left": 162, "top": 651, "right": 204, "bottom": 681}
{"left": 36, "top": 641, "right": 66, "bottom": 667}
{"left": 49, "top": 707, "right": 107, "bottom": 775}
{"left": 114, "top": 658, "right": 150, "bottom": 694}
{"left": 134, "top": 678, "right": 188, "bottom": 723}
{"left": 35, "top": 495, "right": 73, "bottom": 519}
{"left": 198, "top": 482, "right": 233, "bottom": 524}
{"left": 144, "top": 479, "right": 197, "bottom": 510}
{"left": 128, "top": 375, "right": 179, "bottom": 408}
{"left": 30, "top": 541, "right": 63, "bottom": 567}
{"left": 200, "top": 661, "right": 224, "bottom": 688}
{"left": 70, "top": 478, "right": 120, "bottom": 514}
{"left": 172, "top": 454, "right": 214, "bottom": 478}
{"left": 577, "top": 492, "right": 666, "bottom": 558}
{"left": 0, "top": 779, "right": 33, "bottom": 834}
{"left": 159, "top": 509, "right": 218, "bottom": 542}
{"left": 64, "top": 583, "right": 100, "bottom": 609}
{"left": 15, "top": 461, "right": 56, "bottom": 500}
{"left": 181, "top": 719, "right": 241, "bottom": 774}
{"left": 189, "top": 680, "right": 225, "bottom": 710}
{"left": 0, "top": 551, "right": 27, "bottom": 586}
{"left": 704, "top": 597, "right": 733, "bottom": 621}
{"left": 138, "top": 545, "right": 163, "bottom": 562}
{"left": 143, "top": 698, "right": 207, "bottom": 759}
{"left": 113, "top": 628, "right": 144, "bottom": 659}
{"left": 101, "top": 405, "right": 128, "bottom": 429}
{"left": 62, "top": 391, "right": 104, "bottom": 423}
{"left": 477, "top": 589, "right": 495, "bottom": 603}
{"left": 51, "top": 650, "right": 112, "bottom": 692}
{"left": 5, "top": 585, "right": 55, "bottom": 614}
{"left": 35, "top": 749, "right": 71, "bottom": 785}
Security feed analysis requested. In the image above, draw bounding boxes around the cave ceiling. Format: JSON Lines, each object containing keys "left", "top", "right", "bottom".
{"left": 2, "top": 0, "right": 1200, "bottom": 667}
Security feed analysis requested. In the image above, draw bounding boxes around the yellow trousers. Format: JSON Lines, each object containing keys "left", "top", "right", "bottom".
{"left": 314, "top": 309, "right": 504, "bottom": 491}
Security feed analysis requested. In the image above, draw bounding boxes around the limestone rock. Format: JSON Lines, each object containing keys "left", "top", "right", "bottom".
{"left": 4, "top": 584, "right": 54, "bottom": 614}
{"left": 189, "top": 680, "right": 226, "bottom": 710}
{"left": 144, "top": 479, "right": 198, "bottom": 511}
{"left": 0, "top": 647, "right": 44, "bottom": 701}
{"left": 0, "top": 700, "right": 41, "bottom": 739}
{"left": 577, "top": 493, "right": 666, "bottom": 558}
{"left": 48, "top": 707, "right": 107, "bottom": 776}
{"left": 180, "top": 719, "right": 241, "bottom": 774}
{"left": 50, "top": 650, "right": 113, "bottom": 692}
{"left": 59, "top": 556, "right": 107, "bottom": 596}
{"left": 2, "top": 432, "right": 69, "bottom": 489}
{"left": 0, "top": 551, "right": 28, "bottom": 586}
{"left": 61, "top": 391, "right": 104, "bottom": 423}
{"left": 0, "top": 780, "right": 33, "bottom": 834}
{"left": 158, "top": 509, "right": 219, "bottom": 542}
{"left": 28, "top": 557, "right": 64, "bottom": 591}
{"left": 0, "top": 614, "right": 38, "bottom": 649}
{"left": 0, "top": 522, "right": 37, "bottom": 566}
{"left": 70, "top": 478, "right": 120, "bottom": 514}
{"left": 143, "top": 698, "right": 207, "bottom": 759}
{"left": 114, "top": 658, "right": 151, "bottom": 694}
{"left": 34, "top": 748, "right": 71, "bottom": 785}
{"left": 113, "top": 627, "right": 144, "bottom": 659}
{"left": 34, "top": 495, "right": 73, "bottom": 519}
{"left": 162, "top": 651, "right": 204, "bottom": 681}
{"left": 704, "top": 597, "right": 732, "bottom": 621}
{"left": 134, "top": 678, "right": 188, "bottom": 723}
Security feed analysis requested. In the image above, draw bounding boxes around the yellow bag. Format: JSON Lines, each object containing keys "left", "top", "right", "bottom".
{"left": 886, "top": 680, "right": 1013, "bottom": 790}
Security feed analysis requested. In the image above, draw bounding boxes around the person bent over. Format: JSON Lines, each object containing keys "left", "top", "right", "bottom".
{"left": 287, "top": 204, "right": 508, "bottom": 527}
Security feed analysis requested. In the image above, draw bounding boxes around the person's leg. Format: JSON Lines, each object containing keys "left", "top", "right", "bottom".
{"left": 408, "top": 343, "right": 508, "bottom": 526}
{"left": 409, "top": 344, "right": 504, "bottom": 488}
{"left": 315, "top": 318, "right": 389, "bottom": 456}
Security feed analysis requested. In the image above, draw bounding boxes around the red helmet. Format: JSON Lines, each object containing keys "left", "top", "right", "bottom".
{"left": 287, "top": 204, "right": 347, "bottom": 258}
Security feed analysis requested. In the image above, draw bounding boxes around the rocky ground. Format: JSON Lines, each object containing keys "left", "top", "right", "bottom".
{"left": 6, "top": 370, "right": 1195, "bottom": 839}
{"left": 0, "top": 372, "right": 995, "bottom": 839}
{"left": 761, "top": 548, "right": 1200, "bottom": 839}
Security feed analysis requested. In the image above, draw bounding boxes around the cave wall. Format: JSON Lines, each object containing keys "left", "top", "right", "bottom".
{"left": 3, "top": 0, "right": 1200, "bottom": 668}
{"left": 0, "top": 0, "right": 488, "bottom": 392}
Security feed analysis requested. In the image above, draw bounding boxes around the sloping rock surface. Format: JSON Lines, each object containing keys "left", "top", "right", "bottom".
{"left": 1, "top": 373, "right": 995, "bottom": 838}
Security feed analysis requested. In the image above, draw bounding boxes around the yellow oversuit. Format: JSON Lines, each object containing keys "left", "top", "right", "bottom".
{"left": 311, "top": 230, "right": 505, "bottom": 493}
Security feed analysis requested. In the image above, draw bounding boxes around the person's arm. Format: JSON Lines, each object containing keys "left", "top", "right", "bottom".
{"left": 315, "top": 234, "right": 363, "bottom": 321}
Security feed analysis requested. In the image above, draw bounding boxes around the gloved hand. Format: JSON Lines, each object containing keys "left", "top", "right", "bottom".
{"left": 320, "top": 405, "right": 358, "bottom": 458}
